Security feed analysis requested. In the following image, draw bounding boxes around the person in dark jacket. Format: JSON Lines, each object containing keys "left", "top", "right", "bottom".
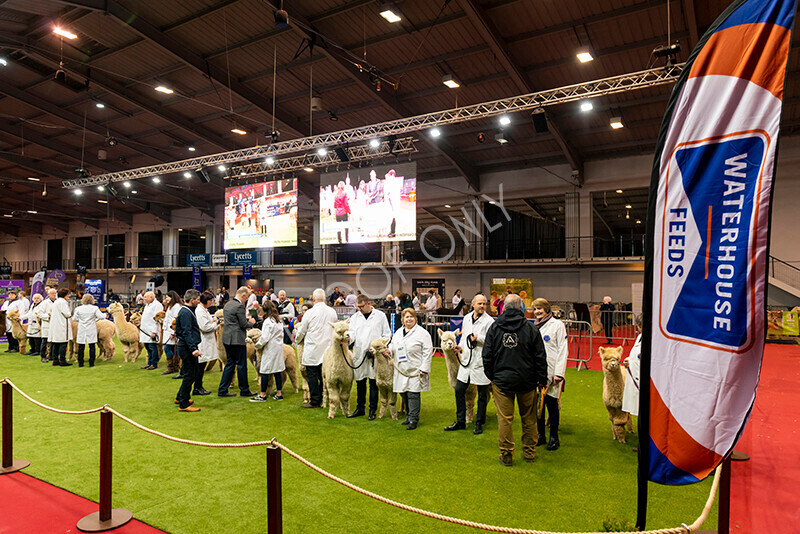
{"left": 175, "top": 289, "right": 202, "bottom": 412}
{"left": 599, "top": 296, "right": 614, "bottom": 344}
{"left": 218, "top": 286, "right": 256, "bottom": 397}
{"left": 482, "top": 294, "right": 548, "bottom": 466}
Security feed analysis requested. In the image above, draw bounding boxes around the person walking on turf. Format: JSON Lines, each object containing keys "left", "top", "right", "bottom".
{"left": 218, "top": 286, "right": 256, "bottom": 397}
{"left": 72, "top": 293, "right": 106, "bottom": 367}
{"left": 445, "top": 293, "right": 494, "bottom": 435}
{"left": 295, "top": 288, "right": 338, "bottom": 408}
{"left": 391, "top": 308, "right": 433, "bottom": 430}
{"left": 175, "top": 289, "right": 202, "bottom": 412}
{"left": 251, "top": 300, "right": 285, "bottom": 402}
{"left": 532, "top": 298, "right": 568, "bottom": 451}
{"left": 482, "top": 294, "right": 548, "bottom": 466}
{"left": 139, "top": 291, "right": 163, "bottom": 370}
{"left": 347, "top": 294, "right": 391, "bottom": 420}
{"left": 49, "top": 288, "right": 74, "bottom": 367}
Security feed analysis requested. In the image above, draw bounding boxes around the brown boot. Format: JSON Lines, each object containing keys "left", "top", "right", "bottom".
{"left": 161, "top": 357, "right": 174, "bottom": 375}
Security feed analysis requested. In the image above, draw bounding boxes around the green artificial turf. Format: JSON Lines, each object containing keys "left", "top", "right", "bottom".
{"left": 0, "top": 340, "right": 716, "bottom": 533}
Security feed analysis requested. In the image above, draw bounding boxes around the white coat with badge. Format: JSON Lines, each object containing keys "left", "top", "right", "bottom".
{"left": 622, "top": 334, "right": 642, "bottom": 416}
{"left": 538, "top": 317, "right": 568, "bottom": 399}
{"left": 255, "top": 317, "right": 285, "bottom": 374}
{"left": 138, "top": 300, "right": 163, "bottom": 343}
{"left": 162, "top": 304, "right": 180, "bottom": 346}
{"left": 72, "top": 304, "right": 105, "bottom": 344}
{"left": 456, "top": 312, "right": 494, "bottom": 385}
{"left": 294, "top": 302, "right": 338, "bottom": 366}
{"left": 23, "top": 303, "right": 41, "bottom": 337}
{"left": 48, "top": 298, "right": 73, "bottom": 343}
{"left": 36, "top": 298, "right": 54, "bottom": 339}
{"left": 349, "top": 309, "right": 391, "bottom": 381}
{"left": 391, "top": 324, "right": 433, "bottom": 393}
{"left": 195, "top": 304, "right": 219, "bottom": 364}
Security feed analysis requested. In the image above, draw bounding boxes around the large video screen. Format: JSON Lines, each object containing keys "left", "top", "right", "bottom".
{"left": 319, "top": 162, "right": 416, "bottom": 244}
{"left": 224, "top": 178, "right": 297, "bottom": 249}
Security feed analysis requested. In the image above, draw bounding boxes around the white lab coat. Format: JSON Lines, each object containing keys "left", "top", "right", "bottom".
{"left": 391, "top": 324, "right": 433, "bottom": 393}
{"left": 195, "top": 304, "right": 219, "bottom": 364}
{"left": 1, "top": 300, "right": 10, "bottom": 332}
{"left": 48, "top": 298, "right": 73, "bottom": 343}
{"left": 349, "top": 309, "right": 391, "bottom": 381}
{"left": 23, "top": 302, "right": 41, "bottom": 337}
{"left": 37, "top": 298, "right": 54, "bottom": 338}
{"left": 138, "top": 300, "right": 163, "bottom": 343}
{"left": 72, "top": 305, "right": 105, "bottom": 344}
{"left": 622, "top": 334, "right": 642, "bottom": 416}
{"left": 412, "top": 296, "right": 420, "bottom": 311}
{"left": 344, "top": 294, "right": 357, "bottom": 308}
{"left": 246, "top": 293, "right": 259, "bottom": 311}
{"left": 162, "top": 304, "right": 180, "bottom": 346}
{"left": 538, "top": 317, "right": 569, "bottom": 399}
{"left": 277, "top": 300, "right": 295, "bottom": 321}
{"left": 456, "top": 312, "right": 494, "bottom": 385}
{"left": 255, "top": 317, "right": 285, "bottom": 374}
{"left": 5, "top": 298, "right": 25, "bottom": 331}
{"left": 295, "top": 302, "right": 338, "bottom": 366}
{"left": 424, "top": 296, "right": 438, "bottom": 313}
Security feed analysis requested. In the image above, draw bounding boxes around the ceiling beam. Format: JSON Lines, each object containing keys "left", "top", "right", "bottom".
{"left": 456, "top": 0, "right": 583, "bottom": 181}
{"left": 278, "top": 4, "right": 481, "bottom": 192}
{"left": 593, "top": 206, "right": 616, "bottom": 238}
{"left": 49, "top": 0, "right": 307, "bottom": 138}
{"left": 522, "top": 198, "right": 546, "bottom": 219}
{"left": 421, "top": 208, "right": 459, "bottom": 231}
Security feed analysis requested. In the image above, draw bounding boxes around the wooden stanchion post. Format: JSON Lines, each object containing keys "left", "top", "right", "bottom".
{"left": 717, "top": 455, "right": 732, "bottom": 534}
{"left": 0, "top": 381, "right": 30, "bottom": 474}
{"left": 77, "top": 410, "right": 133, "bottom": 532}
{"left": 267, "top": 445, "right": 283, "bottom": 534}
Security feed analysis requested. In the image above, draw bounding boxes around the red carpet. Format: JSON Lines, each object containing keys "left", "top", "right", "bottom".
{"left": 730, "top": 343, "right": 800, "bottom": 533}
{"left": 0, "top": 472, "right": 165, "bottom": 534}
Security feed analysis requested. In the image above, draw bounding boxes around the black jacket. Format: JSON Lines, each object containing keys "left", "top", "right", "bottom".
{"left": 175, "top": 305, "right": 201, "bottom": 353}
{"left": 482, "top": 308, "right": 548, "bottom": 393}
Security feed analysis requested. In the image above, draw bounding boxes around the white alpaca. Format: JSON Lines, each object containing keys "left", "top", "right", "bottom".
{"left": 369, "top": 338, "right": 397, "bottom": 420}
{"left": 438, "top": 328, "right": 478, "bottom": 423}
{"left": 108, "top": 303, "right": 141, "bottom": 363}
{"left": 321, "top": 320, "right": 353, "bottom": 419}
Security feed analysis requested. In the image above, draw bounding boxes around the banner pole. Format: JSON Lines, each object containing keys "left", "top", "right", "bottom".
{"left": 717, "top": 455, "right": 732, "bottom": 534}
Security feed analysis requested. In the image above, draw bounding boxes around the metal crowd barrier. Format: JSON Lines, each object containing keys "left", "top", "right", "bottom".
{"left": 562, "top": 320, "right": 593, "bottom": 371}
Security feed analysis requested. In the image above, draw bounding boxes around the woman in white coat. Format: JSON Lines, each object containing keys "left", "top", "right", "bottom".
{"left": 391, "top": 308, "right": 433, "bottom": 430}
{"left": 37, "top": 289, "right": 55, "bottom": 362}
{"left": 23, "top": 294, "right": 43, "bottom": 356}
{"left": 251, "top": 300, "right": 285, "bottom": 402}
{"left": 193, "top": 292, "right": 218, "bottom": 395}
{"left": 532, "top": 298, "right": 568, "bottom": 451}
{"left": 49, "top": 288, "right": 74, "bottom": 367}
{"left": 72, "top": 293, "right": 106, "bottom": 367}
{"left": 622, "top": 314, "right": 642, "bottom": 418}
{"left": 161, "top": 291, "right": 183, "bottom": 376}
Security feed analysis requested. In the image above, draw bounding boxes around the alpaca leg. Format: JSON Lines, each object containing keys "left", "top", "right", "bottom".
{"left": 327, "top": 384, "right": 340, "bottom": 419}
{"left": 322, "top": 378, "right": 329, "bottom": 409}
{"left": 20, "top": 339, "right": 27, "bottom": 356}
{"left": 465, "top": 385, "right": 477, "bottom": 424}
{"left": 289, "top": 368, "right": 299, "bottom": 393}
{"left": 340, "top": 383, "right": 351, "bottom": 416}
{"left": 378, "top": 391, "right": 387, "bottom": 419}
{"left": 389, "top": 392, "right": 398, "bottom": 420}
{"left": 625, "top": 413, "right": 634, "bottom": 433}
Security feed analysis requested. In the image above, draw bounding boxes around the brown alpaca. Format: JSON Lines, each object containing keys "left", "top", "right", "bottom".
{"left": 322, "top": 320, "right": 353, "bottom": 419}
{"left": 600, "top": 346, "right": 633, "bottom": 443}
{"left": 369, "top": 338, "right": 398, "bottom": 420}
{"left": 6, "top": 310, "right": 28, "bottom": 355}
{"left": 108, "top": 303, "right": 142, "bottom": 363}
{"left": 438, "top": 328, "right": 478, "bottom": 423}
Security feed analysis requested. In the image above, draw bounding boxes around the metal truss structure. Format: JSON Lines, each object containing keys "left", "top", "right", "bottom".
{"left": 62, "top": 63, "right": 685, "bottom": 189}
{"left": 224, "top": 137, "right": 417, "bottom": 182}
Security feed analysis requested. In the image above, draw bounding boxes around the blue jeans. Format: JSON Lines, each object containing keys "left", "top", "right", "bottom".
{"left": 145, "top": 342, "right": 160, "bottom": 367}
{"left": 164, "top": 344, "right": 175, "bottom": 359}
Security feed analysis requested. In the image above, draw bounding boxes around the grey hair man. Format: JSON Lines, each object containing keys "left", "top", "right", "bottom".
{"left": 295, "top": 288, "right": 338, "bottom": 408}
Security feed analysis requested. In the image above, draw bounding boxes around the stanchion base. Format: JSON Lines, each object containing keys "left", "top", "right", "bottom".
{"left": 731, "top": 450, "right": 750, "bottom": 461}
{"left": 0, "top": 459, "right": 30, "bottom": 474}
{"left": 77, "top": 509, "right": 133, "bottom": 532}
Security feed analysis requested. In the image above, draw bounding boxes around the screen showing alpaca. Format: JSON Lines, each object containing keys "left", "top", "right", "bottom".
{"left": 319, "top": 162, "right": 417, "bottom": 245}
{"left": 224, "top": 178, "right": 298, "bottom": 249}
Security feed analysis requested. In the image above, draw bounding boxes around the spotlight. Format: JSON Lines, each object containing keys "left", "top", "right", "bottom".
{"left": 95, "top": 102, "right": 105, "bottom": 108}
{"left": 495, "top": 131, "right": 508, "bottom": 144}
{"left": 155, "top": 85, "right": 174, "bottom": 94}
{"left": 231, "top": 128, "right": 247, "bottom": 135}
{"left": 610, "top": 116, "right": 624, "bottom": 129}
{"left": 152, "top": 177, "right": 161, "bottom": 184}
{"left": 75, "top": 189, "right": 82, "bottom": 196}
{"left": 218, "top": 165, "right": 226, "bottom": 172}
{"left": 580, "top": 100, "right": 593, "bottom": 112}
{"left": 195, "top": 167, "right": 211, "bottom": 183}
{"left": 53, "top": 27, "right": 77, "bottom": 40}
{"left": 317, "top": 147, "right": 328, "bottom": 157}
{"left": 0, "top": 58, "right": 7, "bottom": 67}
{"left": 265, "top": 157, "right": 275, "bottom": 165}
{"left": 334, "top": 147, "right": 350, "bottom": 163}
{"left": 576, "top": 48, "right": 594, "bottom": 63}
{"left": 430, "top": 128, "right": 441, "bottom": 138}
{"left": 268, "top": 130, "right": 280, "bottom": 143}
{"left": 187, "top": 146, "right": 196, "bottom": 152}
{"left": 123, "top": 181, "right": 131, "bottom": 188}
{"left": 499, "top": 115, "right": 511, "bottom": 126}
{"left": 97, "top": 185, "right": 104, "bottom": 192}
{"left": 653, "top": 43, "right": 681, "bottom": 63}
{"left": 442, "top": 74, "right": 460, "bottom": 89}
{"left": 183, "top": 172, "right": 192, "bottom": 178}
{"left": 477, "top": 132, "right": 486, "bottom": 143}
{"left": 369, "top": 139, "right": 380, "bottom": 148}
{"left": 275, "top": 9, "right": 289, "bottom": 28}
{"left": 105, "top": 136, "right": 118, "bottom": 147}
{"left": 379, "top": 8, "right": 401, "bottom": 23}
{"left": 54, "top": 61, "right": 66, "bottom": 82}
{"left": 531, "top": 111, "right": 548, "bottom": 133}
{"left": 76, "top": 167, "right": 89, "bottom": 179}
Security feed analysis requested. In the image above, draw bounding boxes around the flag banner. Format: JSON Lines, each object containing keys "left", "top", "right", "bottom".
{"left": 642, "top": 0, "right": 796, "bottom": 486}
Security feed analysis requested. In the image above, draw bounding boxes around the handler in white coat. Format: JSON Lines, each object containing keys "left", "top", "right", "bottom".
{"left": 622, "top": 316, "right": 642, "bottom": 418}
{"left": 37, "top": 289, "right": 56, "bottom": 362}
{"left": 391, "top": 308, "right": 433, "bottom": 430}
{"left": 347, "top": 295, "right": 391, "bottom": 420}
{"left": 161, "top": 292, "right": 182, "bottom": 376}
{"left": 49, "top": 288, "right": 74, "bottom": 366}
{"left": 72, "top": 294, "right": 106, "bottom": 367}
{"left": 532, "top": 298, "right": 568, "bottom": 451}
{"left": 295, "top": 289, "right": 338, "bottom": 408}
{"left": 193, "top": 292, "right": 219, "bottom": 395}
{"left": 23, "top": 294, "right": 43, "bottom": 356}
{"left": 445, "top": 294, "right": 494, "bottom": 435}
{"left": 139, "top": 291, "right": 163, "bottom": 370}
{"left": 251, "top": 300, "right": 285, "bottom": 402}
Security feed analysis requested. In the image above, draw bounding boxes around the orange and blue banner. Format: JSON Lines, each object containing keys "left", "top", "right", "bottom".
{"left": 639, "top": 0, "right": 796, "bottom": 516}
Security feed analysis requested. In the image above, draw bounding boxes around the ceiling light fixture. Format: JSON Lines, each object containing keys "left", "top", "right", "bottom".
{"left": 636, "top": 219, "right": 642, "bottom": 225}
{"left": 27, "top": 177, "right": 40, "bottom": 182}
{"left": 95, "top": 102, "right": 105, "bottom": 109}
{"left": 265, "top": 157, "right": 275, "bottom": 165}
{"left": 27, "top": 210, "right": 38, "bottom": 214}
{"left": 580, "top": 100, "right": 593, "bottom": 112}
{"left": 317, "top": 147, "right": 328, "bottom": 157}
{"left": 97, "top": 185, "right": 104, "bottom": 192}
{"left": 53, "top": 27, "right": 77, "bottom": 40}
{"left": 369, "top": 139, "right": 380, "bottom": 148}
{"left": 610, "top": 116, "right": 624, "bottom": 129}
{"left": 275, "top": 9, "right": 289, "bottom": 28}
{"left": 105, "top": 136, "right": 118, "bottom": 147}
{"left": 303, "top": 167, "right": 314, "bottom": 172}
{"left": 123, "top": 181, "right": 131, "bottom": 188}
{"left": 98, "top": 199, "right": 108, "bottom": 204}
{"left": 327, "top": 110, "right": 338, "bottom": 121}
{"left": 444, "top": 204, "right": 451, "bottom": 208}
{"left": 442, "top": 74, "right": 460, "bottom": 89}
{"left": 231, "top": 128, "right": 247, "bottom": 135}
{"left": 152, "top": 177, "right": 161, "bottom": 184}
{"left": 576, "top": 48, "right": 594, "bottom": 63}
{"left": 187, "top": 146, "right": 196, "bottom": 152}
{"left": 131, "top": 190, "right": 138, "bottom": 194}
{"left": 218, "top": 165, "right": 226, "bottom": 172}
{"left": 626, "top": 210, "right": 630, "bottom": 220}
{"left": 183, "top": 172, "right": 192, "bottom": 178}
{"left": 74, "top": 189, "right": 82, "bottom": 196}
{"left": 0, "top": 58, "right": 7, "bottom": 67}
{"left": 499, "top": 115, "right": 511, "bottom": 126}
{"left": 430, "top": 128, "right": 441, "bottom": 138}
{"left": 625, "top": 204, "right": 632, "bottom": 209}
{"left": 301, "top": 239, "right": 307, "bottom": 243}
{"left": 616, "top": 189, "right": 623, "bottom": 194}
{"left": 3, "top": 214, "right": 12, "bottom": 218}
{"left": 154, "top": 85, "right": 174, "bottom": 94}
{"left": 379, "top": 9, "right": 402, "bottom": 23}
{"left": 495, "top": 131, "right": 508, "bottom": 144}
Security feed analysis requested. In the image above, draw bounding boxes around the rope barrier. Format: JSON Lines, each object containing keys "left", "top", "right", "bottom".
{"left": 1, "top": 376, "right": 717, "bottom": 534}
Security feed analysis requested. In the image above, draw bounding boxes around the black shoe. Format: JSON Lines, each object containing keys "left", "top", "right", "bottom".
{"left": 240, "top": 390, "right": 255, "bottom": 397}
{"left": 347, "top": 409, "right": 365, "bottom": 419}
{"left": 78, "top": 363, "right": 84, "bottom": 368}
{"left": 218, "top": 392, "right": 237, "bottom": 398}
{"left": 52, "top": 360, "right": 60, "bottom": 366}
{"left": 536, "top": 434, "right": 547, "bottom": 446}
{"left": 172, "top": 374, "right": 184, "bottom": 379}
{"left": 193, "top": 389, "right": 211, "bottom": 396}
{"left": 401, "top": 418, "right": 409, "bottom": 425}
{"left": 60, "top": 362, "right": 73, "bottom": 367}
{"left": 547, "top": 437, "right": 560, "bottom": 451}
{"left": 368, "top": 411, "right": 376, "bottom": 421}
{"left": 444, "top": 421, "right": 466, "bottom": 431}
{"left": 473, "top": 423, "right": 483, "bottom": 435}
{"left": 406, "top": 421, "right": 417, "bottom": 430}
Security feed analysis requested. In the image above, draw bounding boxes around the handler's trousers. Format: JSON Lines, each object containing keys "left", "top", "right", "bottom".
{"left": 492, "top": 384, "right": 537, "bottom": 459}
